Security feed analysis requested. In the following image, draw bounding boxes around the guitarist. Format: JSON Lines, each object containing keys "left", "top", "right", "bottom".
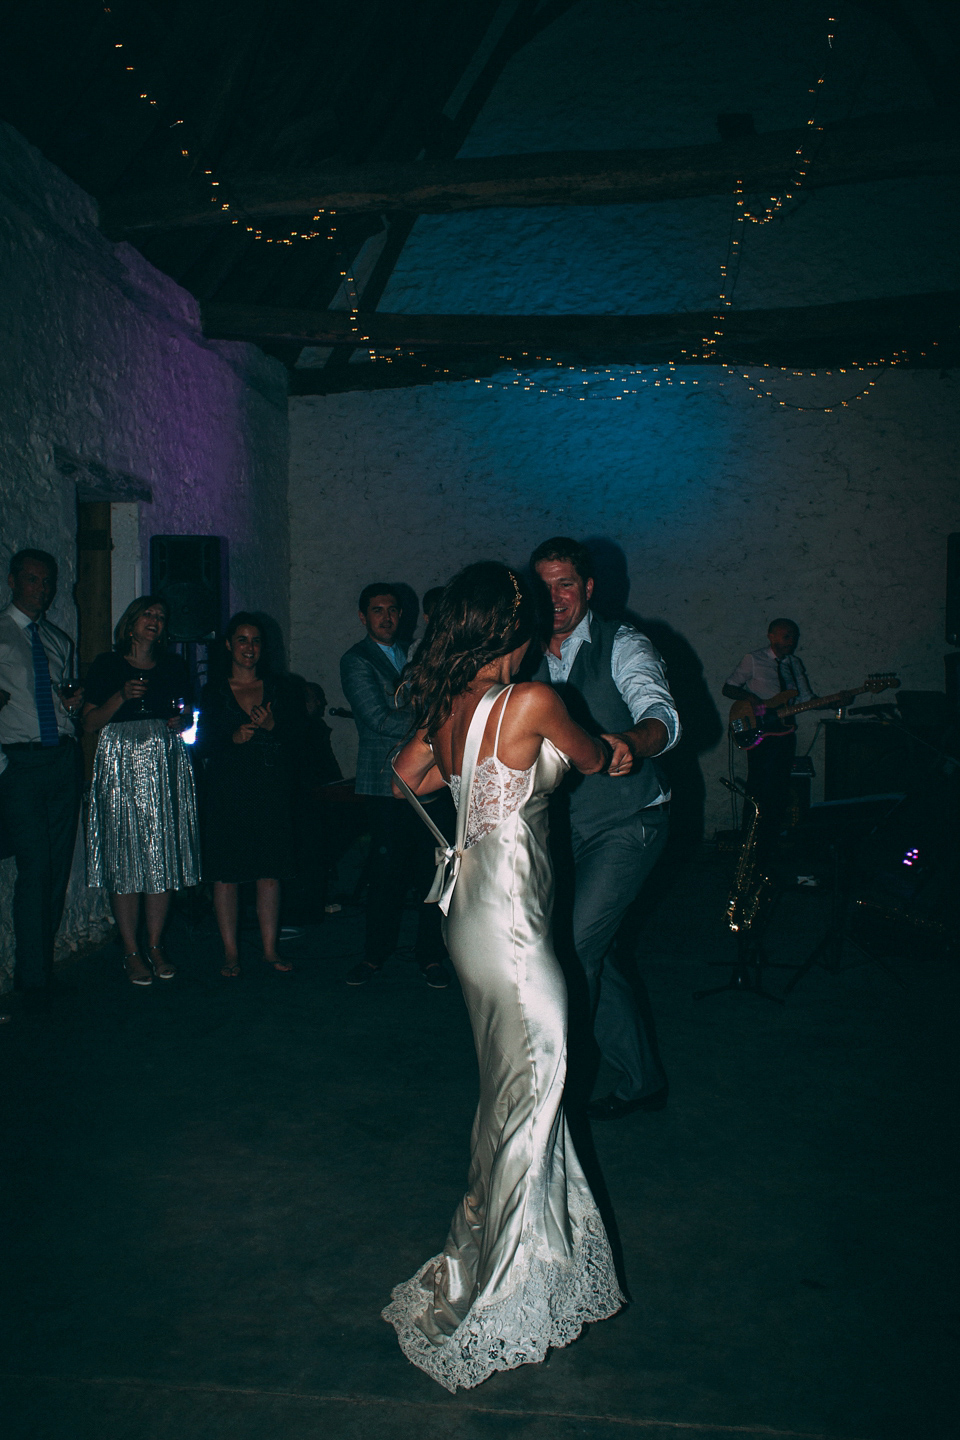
{"left": 722, "top": 619, "right": 816, "bottom": 860}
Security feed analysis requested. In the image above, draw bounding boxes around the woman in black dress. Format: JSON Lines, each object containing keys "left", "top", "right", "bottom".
{"left": 84, "top": 596, "right": 199, "bottom": 985}
{"left": 198, "top": 613, "right": 304, "bottom": 977}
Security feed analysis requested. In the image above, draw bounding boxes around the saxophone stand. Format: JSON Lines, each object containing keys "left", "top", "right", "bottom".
{"left": 695, "top": 780, "right": 784, "bottom": 1003}
{"left": 694, "top": 927, "right": 785, "bottom": 1003}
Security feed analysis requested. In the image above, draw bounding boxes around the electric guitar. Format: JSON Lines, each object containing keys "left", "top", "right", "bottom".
{"left": 729, "top": 673, "right": 900, "bottom": 750}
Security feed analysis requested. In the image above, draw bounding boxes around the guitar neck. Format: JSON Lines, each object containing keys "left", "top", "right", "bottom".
{"left": 782, "top": 685, "right": 866, "bottom": 719}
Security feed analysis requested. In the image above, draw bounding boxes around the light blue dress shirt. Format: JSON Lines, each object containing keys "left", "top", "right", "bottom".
{"left": 543, "top": 611, "right": 680, "bottom": 752}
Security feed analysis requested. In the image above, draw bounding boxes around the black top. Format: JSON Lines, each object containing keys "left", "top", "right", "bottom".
{"left": 85, "top": 652, "right": 193, "bottom": 724}
{"left": 195, "top": 673, "right": 306, "bottom": 884}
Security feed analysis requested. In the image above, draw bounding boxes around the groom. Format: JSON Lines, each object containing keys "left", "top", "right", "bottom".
{"left": 531, "top": 537, "right": 680, "bottom": 1119}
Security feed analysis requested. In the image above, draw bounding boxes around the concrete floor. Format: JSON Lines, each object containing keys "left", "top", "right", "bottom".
{"left": 2, "top": 850, "right": 956, "bottom": 1440}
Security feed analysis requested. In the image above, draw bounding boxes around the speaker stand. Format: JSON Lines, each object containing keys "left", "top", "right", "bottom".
{"left": 782, "top": 841, "right": 904, "bottom": 994}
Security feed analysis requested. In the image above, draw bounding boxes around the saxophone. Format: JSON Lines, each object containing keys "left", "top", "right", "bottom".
{"left": 720, "top": 778, "right": 773, "bottom": 934}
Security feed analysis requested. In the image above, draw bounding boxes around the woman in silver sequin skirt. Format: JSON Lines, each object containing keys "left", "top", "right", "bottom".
{"left": 83, "top": 597, "right": 200, "bottom": 986}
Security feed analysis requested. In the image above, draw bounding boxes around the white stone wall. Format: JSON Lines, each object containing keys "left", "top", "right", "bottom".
{"left": 288, "top": 0, "right": 960, "bottom": 836}
{"left": 0, "top": 124, "right": 289, "bottom": 983}
{"left": 289, "top": 372, "right": 960, "bottom": 835}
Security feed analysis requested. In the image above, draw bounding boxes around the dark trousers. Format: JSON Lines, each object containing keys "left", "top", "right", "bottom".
{"left": 745, "top": 733, "right": 796, "bottom": 860}
{"left": 364, "top": 795, "right": 447, "bottom": 969}
{"left": 0, "top": 741, "right": 82, "bottom": 990}
{"left": 569, "top": 806, "right": 670, "bottom": 1102}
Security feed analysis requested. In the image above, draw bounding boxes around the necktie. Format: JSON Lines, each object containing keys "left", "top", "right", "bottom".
{"left": 28, "top": 622, "right": 61, "bottom": 747}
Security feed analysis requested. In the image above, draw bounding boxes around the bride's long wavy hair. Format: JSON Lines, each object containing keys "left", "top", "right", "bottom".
{"left": 404, "top": 562, "right": 538, "bottom": 739}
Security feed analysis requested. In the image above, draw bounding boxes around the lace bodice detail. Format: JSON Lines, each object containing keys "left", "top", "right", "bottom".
{"left": 449, "top": 756, "right": 536, "bottom": 848}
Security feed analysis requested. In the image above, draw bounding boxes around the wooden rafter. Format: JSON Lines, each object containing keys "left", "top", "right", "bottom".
{"left": 203, "top": 291, "right": 960, "bottom": 372}
{"left": 104, "top": 109, "right": 958, "bottom": 233}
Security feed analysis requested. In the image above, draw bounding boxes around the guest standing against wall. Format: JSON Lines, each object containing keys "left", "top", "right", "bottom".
{"left": 197, "top": 613, "right": 305, "bottom": 978}
{"left": 340, "top": 583, "right": 449, "bottom": 989}
{"left": 0, "top": 550, "right": 84, "bottom": 1014}
{"left": 83, "top": 597, "right": 199, "bottom": 986}
{"left": 531, "top": 537, "right": 680, "bottom": 1120}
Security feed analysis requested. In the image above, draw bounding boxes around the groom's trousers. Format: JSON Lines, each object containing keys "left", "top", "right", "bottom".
{"left": 570, "top": 803, "right": 669, "bottom": 1103}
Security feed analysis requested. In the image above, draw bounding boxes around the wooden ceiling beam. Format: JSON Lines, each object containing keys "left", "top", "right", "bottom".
{"left": 105, "top": 109, "right": 958, "bottom": 233}
{"left": 203, "top": 291, "right": 960, "bottom": 368}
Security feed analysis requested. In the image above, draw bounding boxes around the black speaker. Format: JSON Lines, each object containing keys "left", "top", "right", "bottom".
{"left": 823, "top": 719, "right": 917, "bottom": 800}
{"left": 150, "top": 535, "right": 224, "bottom": 641}
{"left": 948, "top": 532, "right": 960, "bottom": 647}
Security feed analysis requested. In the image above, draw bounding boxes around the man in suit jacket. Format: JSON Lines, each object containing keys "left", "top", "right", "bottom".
{"left": 0, "top": 549, "right": 84, "bottom": 1016}
{"left": 340, "top": 583, "right": 448, "bottom": 988}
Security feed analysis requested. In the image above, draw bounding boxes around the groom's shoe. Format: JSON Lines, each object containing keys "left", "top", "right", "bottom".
{"left": 585, "top": 1089, "right": 668, "bottom": 1121}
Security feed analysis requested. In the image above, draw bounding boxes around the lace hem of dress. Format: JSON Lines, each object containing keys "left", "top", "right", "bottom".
{"left": 381, "top": 1201, "right": 624, "bottom": 1393}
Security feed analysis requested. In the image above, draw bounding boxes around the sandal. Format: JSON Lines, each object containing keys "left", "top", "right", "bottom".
{"left": 263, "top": 957, "right": 294, "bottom": 974}
{"left": 220, "top": 958, "right": 241, "bottom": 979}
{"left": 146, "top": 944, "right": 176, "bottom": 980}
{"left": 124, "top": 952, "right": 152, "bottom": 986}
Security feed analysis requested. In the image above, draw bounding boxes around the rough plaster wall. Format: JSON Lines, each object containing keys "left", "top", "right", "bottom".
{"left": 288, "top": 0, "right": 959, "bottom": 833}
{"left": 0, "top": 124, "right": 289, "bottom": 984}
{"left": 289, "top": 374, "right": 960, "bottom": 829}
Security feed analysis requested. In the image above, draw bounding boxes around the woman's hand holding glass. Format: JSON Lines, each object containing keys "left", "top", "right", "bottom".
{"left": 121, "top": 676, "right": 148, "bottom": 704}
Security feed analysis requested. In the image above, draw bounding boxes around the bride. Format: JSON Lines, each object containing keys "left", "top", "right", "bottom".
{"left": 383, "top": 561, "right": 626, "bottom": 1392}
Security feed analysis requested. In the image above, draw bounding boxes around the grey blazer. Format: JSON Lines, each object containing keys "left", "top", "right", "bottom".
{"left": 340, "top": 636, "right": 411, "bottom": 797}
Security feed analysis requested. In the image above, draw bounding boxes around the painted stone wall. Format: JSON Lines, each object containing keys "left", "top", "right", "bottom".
{"left": 288, "top": 0, "right": 959, "bottom": 837}
{"left": 289, "top": 373, "right": 960, "bottom": 837}
{"left": 0, "top": 123, "right": 289, "bottom": 984}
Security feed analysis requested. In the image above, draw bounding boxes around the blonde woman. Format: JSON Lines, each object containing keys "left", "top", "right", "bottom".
{"left": 83, "top": 596, "right": 199, "bottom": 985}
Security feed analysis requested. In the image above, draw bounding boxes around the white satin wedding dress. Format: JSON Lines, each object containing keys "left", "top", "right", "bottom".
{"left": 384, "top": 684, "right": 624, "bottom": 1392}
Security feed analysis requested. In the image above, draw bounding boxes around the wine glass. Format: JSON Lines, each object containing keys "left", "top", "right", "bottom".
{"left": 134, "top": 671, "right": 150, "bottom": 715}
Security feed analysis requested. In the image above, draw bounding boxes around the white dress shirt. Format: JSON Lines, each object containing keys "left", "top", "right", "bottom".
{"left": 725, "top": 646, "right": 814, "bottom": 705}
{"left": 544, "top": 611, "right": 681, "bottom": 750}
{"left": 0, "top": 604, "right": 76, "bottom": 758}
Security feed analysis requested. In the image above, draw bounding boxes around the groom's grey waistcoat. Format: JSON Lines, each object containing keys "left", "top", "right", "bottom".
{"left": 535, "top": 617, "right": 665, "bottom": 833}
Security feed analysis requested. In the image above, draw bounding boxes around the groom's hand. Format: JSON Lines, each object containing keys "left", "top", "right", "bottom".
{"left": 602, "top": 734, "right": 633, "bottom": 776}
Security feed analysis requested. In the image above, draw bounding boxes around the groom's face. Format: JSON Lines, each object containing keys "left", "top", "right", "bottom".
{"left": 535, "top": 559, "right": 594, "bottom": 640}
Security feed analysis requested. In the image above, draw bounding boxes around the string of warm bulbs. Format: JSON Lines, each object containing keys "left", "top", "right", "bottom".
{"left": 99, "top": 2, "right": 370, "bottom": 344}
{"left": 101, "top": 4, "right": 915, "bottom": 409}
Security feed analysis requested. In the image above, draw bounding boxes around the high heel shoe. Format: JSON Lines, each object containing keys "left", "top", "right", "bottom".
{"left": 123, "top": 952, "right": 152, "bottom": 986}
{"left": 146, "top": 944, "right": 176, "bottom": 979}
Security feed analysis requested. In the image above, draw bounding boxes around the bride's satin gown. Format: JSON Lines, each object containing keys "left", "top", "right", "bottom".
{"left": 383, "top": 684, "right": 623, "bottom": 1392}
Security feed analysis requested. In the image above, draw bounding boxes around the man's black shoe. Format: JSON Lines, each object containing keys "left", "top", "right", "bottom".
{"left": 421, "top": 962, "right": 450, "bottom": 990}
{"left": 584, "top": 1089, "right": 668, "bottom": 1121}
{"left": 345, "top": 961, "right": 382, "bottom": 986}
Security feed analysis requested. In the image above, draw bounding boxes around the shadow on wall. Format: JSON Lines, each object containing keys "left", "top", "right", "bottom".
{"left": 393, "top": 583, "right": 421, "bottom": 651}
{"left": 250, "top": 611, "right": 287, "bottom": 675}
{"left": 585, "top": 537, "right": 723, "bottom": 857}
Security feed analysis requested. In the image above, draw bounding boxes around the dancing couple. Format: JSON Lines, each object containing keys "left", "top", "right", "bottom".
{"left": 383, "top": 558, "right": 674, "bottom": 1391}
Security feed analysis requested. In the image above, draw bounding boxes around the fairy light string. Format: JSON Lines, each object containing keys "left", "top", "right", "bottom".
{"left": 101, "top": 4, "right": 916, "bottom": 407}
{"left": 99, "top": 2, "right": 369, "bottom": 341}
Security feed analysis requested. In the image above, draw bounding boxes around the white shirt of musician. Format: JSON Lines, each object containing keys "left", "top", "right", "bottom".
{"left": 725, "top": 646, "right": 814, "bottom": 705}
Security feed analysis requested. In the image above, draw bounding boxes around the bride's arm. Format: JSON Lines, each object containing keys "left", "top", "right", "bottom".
{"left": 518, "top": 684, "right": 611, "bottom": 775}
{"left": 392, "top": 728, "right": 447, "bottom": 797}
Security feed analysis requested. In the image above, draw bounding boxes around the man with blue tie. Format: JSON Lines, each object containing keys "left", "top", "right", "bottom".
{"left": 340, "top": 583, "right": 448, "bottom": 989}
{"left": 0, "top": 550, "right": 84, "bottom": 1009}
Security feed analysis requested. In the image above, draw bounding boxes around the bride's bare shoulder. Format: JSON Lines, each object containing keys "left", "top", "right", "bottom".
{"left": 508, "top": 681, "right": 563, "bottom": 716}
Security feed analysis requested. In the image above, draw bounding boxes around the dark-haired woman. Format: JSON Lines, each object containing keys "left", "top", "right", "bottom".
{"left": 383, "top": 562, "right": 625, "bottom": 1391}
{"left": 84, "top": 596, "right": 199, "bottom": 985}
{"left": 197, "top": 613, "right": 304, "bottom": 978}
